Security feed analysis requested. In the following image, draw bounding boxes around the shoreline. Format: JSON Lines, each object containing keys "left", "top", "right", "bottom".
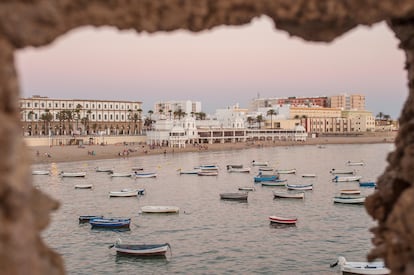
{"left": 29, "top": 133, "right": 396, "bottom": 165}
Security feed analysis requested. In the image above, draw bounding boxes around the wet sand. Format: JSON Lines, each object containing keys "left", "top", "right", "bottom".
{"left": 29, "top": 133, "right": 396, "bottom": 165}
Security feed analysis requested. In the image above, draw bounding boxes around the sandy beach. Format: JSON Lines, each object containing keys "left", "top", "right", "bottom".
{"left": 29, "top": 132, "right": 397, "bottom": 165}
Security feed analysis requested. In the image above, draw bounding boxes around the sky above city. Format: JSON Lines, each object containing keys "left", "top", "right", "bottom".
{"left": 15, "top": 16, "right": 406, "bottom": 119}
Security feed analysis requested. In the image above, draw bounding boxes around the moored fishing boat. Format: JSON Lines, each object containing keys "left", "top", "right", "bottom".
{"left": 301, "top": 173, "right": 316, "bottom": 178}
{"left": 238, "top": 186, "right": 256, "bottom": 191}
{"left": 330, "top": 169, "right": 355, "bottom": 175}
{"left": 330, "top": 256, "right": 389, "bottom": 275}
{"left": 110, "top": 239, "right": 171, "bottom": 257}
{"left": 197, "top": 170, "right": 218, "bottom": 176}
{"left": 333, "top": 195, "right": 365, "bottom": 204}
{"left": 109, "top": 189, "right": 145, "bottom": 197}
{"left": 32, "top": 170, "right": 50, "bottom": 175}
{"left": 219, "top": 192, "right": 248, "bottom": 201}
{"left": 252, "top": 160, "right": 268, "bottom": 166}
{"left": 286, "top": 183, "right": 313, "bottom": 190}
{"left": 141, "top": 206, "right": 180, "bottom": 213}
{"left": 340, "top": 189, "right": 361, "bottom": 195}
{"left": 275, "top": 168, "right": 296, "bottom": 174}
{"left": 135, "top": 172, "right": 157, "bottom": 178}
{"left": 254, "top": 172, "right": 280, "bottom": 182}
{"left": 268, "top": 215, "right": 297, "bottom": 224}
{"left": 347, "top": 160, "right": 365, "bottom": 166}
{"left": 74, "top": 184, "right": 93, "bottom": 189}
{"left": 332, "top": 175, "right": 362, "bottom": 182}
{"left": 95, "top": 167, "right": 113, "bottom": 173}
{"left": 177, "top": 168, "right": 200, "bottom": 175}
{"left": 273, "top": 191, "right": 305, "bottom": 199}
{"left": 227, "top": 166, "right": 251, "bottom": 173}
{"left": 359, "top": 181, "right": 376, "bottom": 188}
{"left": 60, "top": 171, "right": 86, "bottom": 177}
{"left": 110, "top": 172, "right": 133, "bottom": 177}
{"left": 89, "top": 217, "right": 131, "bottom": 229}
{"left": 261, "top": 180, "right": 287, "bottom": 186}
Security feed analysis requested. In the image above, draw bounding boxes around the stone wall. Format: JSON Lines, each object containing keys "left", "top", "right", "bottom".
{"left": 1, "top": 1, "right": 414, "bottom": 274}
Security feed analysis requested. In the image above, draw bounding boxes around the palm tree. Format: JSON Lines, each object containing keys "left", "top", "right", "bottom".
{"left": 147, "top": 110, "right": 154, "bottom": 130}
{"left": 65, "top": 110, "right": 74, "bottom": 134}
{"left": 137, "top": 108, "right": 142, "bottom": 134}
{"left": 247, "top": 116, "right": 255, "bottom": 128}
{"left": 256, "top": 115, "right": 264, "bottom": 129}
{"left": 376, "top": 112, "right": 384, "bottom": 120}
{"left": 174, "top": 108, "right": 186, "bottom": 120}
{"left": 43, "top": 109, "right": 53, "bottom": 135}
{"left": 267, "top": 109, "right": 277, "bottom": 129}
{"left": 28, "top": 110, "right": 34, "bottom": 135}
{"left": 74, "top": 104, "right": 82, "bottom": 131}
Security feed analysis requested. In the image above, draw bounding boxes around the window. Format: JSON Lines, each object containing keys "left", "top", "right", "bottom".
{"left": 104, "top": 114, "right": 107, "bottom": 120}
{"left": 92, "top": 114, "right": 95, "bottom": 120}
{"left": 27, "top": 103, "right": 31, "bottom": 107}
{"left": 98, "top": 114, "right": 101, "bottom": 120}
{"left": 86, "top": 104, "right": 89, "bottom": 108}
{"left": 48, "top": 103, "right": 51, "bottom": 108}
{"left": 110, "top": 114, "right": 113, "bottom": 120}
{"left": 115, "top": 105, "right": 118, "bottom": 109}
{"left": 62, "top": 103, "right": 65, "bottom": 108}
{"left": 34, "top": 103, "right": 38, "bottom": 107}
{"left": 55, "top": 103, "right": 58, "bottom": 108}
{"left": 98, "top": 104, "right": 101, "bottom": 109}
{"left": 104, "top": 104, "right": 107, "bottom": 109}
{"left": 115, "top": 115, "right": 118, "bottom": 120}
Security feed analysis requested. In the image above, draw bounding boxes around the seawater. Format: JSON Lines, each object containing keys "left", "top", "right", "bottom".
{"left": 33, "top": 143, "right": 393, "bottom": 274}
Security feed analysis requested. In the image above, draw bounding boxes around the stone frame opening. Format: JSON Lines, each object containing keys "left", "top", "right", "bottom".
{"left": 2, "top": 1, "right": 414, "bottom": 274}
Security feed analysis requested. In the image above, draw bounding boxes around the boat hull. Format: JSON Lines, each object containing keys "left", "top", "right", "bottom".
{"left": 114, "top": 243, "right": 170, "bottom": 256}
{"left": 273, "top": 191, "right": 305, "bottom": 199}
{"left": 220, "top": 192, "right": 248, "bottom": 201}
{"left": 268, "top": 215, "right": 297, "bottom": 224}
{"left": 141, "top": 206, "right": 179, "bottom": 213}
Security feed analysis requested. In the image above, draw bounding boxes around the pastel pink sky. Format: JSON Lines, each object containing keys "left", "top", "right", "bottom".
{"left": 16, "top": 16, "right": 406, "bottom": 118}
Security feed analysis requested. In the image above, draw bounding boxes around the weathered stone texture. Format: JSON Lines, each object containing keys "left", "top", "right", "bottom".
{"left": 1, "top": 0, "right": 414, "bottom": 274}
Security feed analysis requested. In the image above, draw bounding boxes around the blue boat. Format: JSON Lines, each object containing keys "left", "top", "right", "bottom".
{"left": 254, "top": 172, "right": 281, "bottom": 183}
{"left": 359, "top": 181, "right": 376, "bottom": 188}
{"left": 89, "top": 218, "right": 131, "bottom": 229}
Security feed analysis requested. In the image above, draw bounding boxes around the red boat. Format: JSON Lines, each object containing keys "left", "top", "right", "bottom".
{"left": 268, "top": 215, "right": 297, "bottom": 224}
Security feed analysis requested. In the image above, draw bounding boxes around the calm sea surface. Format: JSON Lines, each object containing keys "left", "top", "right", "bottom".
{"left": 33, "top": 143, "right": 393, "bottom": 274}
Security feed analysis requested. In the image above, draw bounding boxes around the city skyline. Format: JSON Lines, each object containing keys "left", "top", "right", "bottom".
{"left": 15, "top": 17, "right": 406, "bottom": 118}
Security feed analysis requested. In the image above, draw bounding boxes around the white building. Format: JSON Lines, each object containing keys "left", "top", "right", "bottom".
{"left": 20, "top": 96, "right": 142, "bottom": 136}
{"left": 146, "top": 117, "right": 199, "bottom": 148}
{"left": 154, "top": 100, "right": 202, "bottom": 118}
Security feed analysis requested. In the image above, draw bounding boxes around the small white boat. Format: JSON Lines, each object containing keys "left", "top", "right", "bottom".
{"left": 110, "top": 172, "right": 133, "bottom": 177}
{"left": 95, "top": 167, "right": 113, "bottom": 173}
{"left": 332, "top": 175, "right": 362, "bottom": 182}
{"left": 286, "top": 184, "right": 313, "bottom": 190}
{"left": 135, "top": 172, "right": 157, "bottom": 178}
{"left": 301, "top": 173, "right": 316, "bottom": 178}
{"left": 109, "top": 189, "right": 145, "bottom": 197}
{"left": 178, "top": 168, "right": 199, "bottom": 175}
{"left": 331, "top": 256, "right": 389, "bottom": 275}
{"left": 60, "top": 172, "right": 86, "bottom": 177}
{"left": 226, "top": 164, "right": 243, "bottom": 169}
{"left": 273, "top": 191, "right": 305, "bottom": 199}
{"left": 268, "top": 215, "right": 297, "bottom": 224}
{"left": 110, "top": 239, "right": 171, "bottom": 256}
{"left": 227, "top": 167, "right": 251, "bottom": 173}
{"left": 261, "top": 181, "right": 287, "bottom": 187}
{"left": 275, "top": 169, "right": 296, "bottom": 174}
{"left": 196, "top": 164, "right": 219, "bottom": 171}
{"left": 131, "top": 167, "right": 144, "bottom": 171}
{"left": 141, "top": 206, "right": 180, "bottom": 214}
{"left": 340, "top": 189, "right": 361, "bottom": 195}
{"left": 220, "top": 192, "right": 248, "bottom": 201}
{"left": 330, "top": 169, "right": 355, "bottom": 175}
{"left": 252, "top": 160, "right": 268, "bottom": 167}
{"left": 258, "top": 167, "right": 274, "bottom": 171}
{"left": 333, "top": 195, "right": 365, "bottom": 204}
{"left": 74, "top": 184, "right": 93, "bottom": 189}
{"left": 347, "top": 161, "right": 365, "bottom": 166}
{"left": 197, "top": 171, "right": 218, "bottom": 176}
{"left": 238, "top": 186, "right": 255, "bottom": 191}
{"left": 32, "top": 170, "right": 50, "bottom": 175}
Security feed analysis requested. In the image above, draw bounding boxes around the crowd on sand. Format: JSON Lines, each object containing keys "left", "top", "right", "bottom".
{"left": 29, "top": 133, "right": 397, "bottom": 165}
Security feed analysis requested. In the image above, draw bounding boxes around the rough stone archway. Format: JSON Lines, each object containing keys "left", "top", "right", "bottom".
{"left": 1, "top": 1, "right": 414, "bottom": 274}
